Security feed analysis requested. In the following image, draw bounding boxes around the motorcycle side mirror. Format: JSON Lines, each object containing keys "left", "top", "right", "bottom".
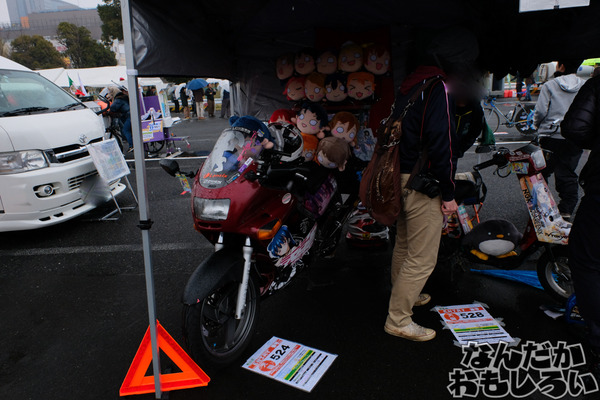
{"left": 159, "top": 159, "right": 181, "bottom": 177}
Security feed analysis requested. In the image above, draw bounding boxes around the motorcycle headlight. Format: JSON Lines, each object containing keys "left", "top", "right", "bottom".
{"left": 531, "top": 149, "right": 546, "bottom": 170}
{"left": 0, "top": 150, "right": 48, "bottom": 175}
{"left": 193, "top": 197, "right": 230, "bottom": 221}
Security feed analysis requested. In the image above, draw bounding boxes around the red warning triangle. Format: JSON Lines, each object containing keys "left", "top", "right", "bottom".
{"left": 119, "top": 321, "right": 210, "bottom": 396}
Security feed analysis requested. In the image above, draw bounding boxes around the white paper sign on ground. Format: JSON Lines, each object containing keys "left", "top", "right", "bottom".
{"left": 436, "top": 304, "right": 514, "bottom": 345}
{"left": 242, "top": 337, "right": 337, "bottom": 392}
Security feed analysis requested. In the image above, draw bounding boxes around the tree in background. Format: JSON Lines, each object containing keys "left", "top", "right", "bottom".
{"left": 57, "top": 22, "right": 117, "bottom": 68}
{"left": 98, "top": 0, "right": 123, "bottom": 45}
{"left": 10, "top": 35, "right": 65, "bottom": 69}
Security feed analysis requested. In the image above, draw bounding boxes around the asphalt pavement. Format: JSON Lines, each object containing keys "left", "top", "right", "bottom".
{"left": 0, "top": 110, "right": 596, "bottom": 400}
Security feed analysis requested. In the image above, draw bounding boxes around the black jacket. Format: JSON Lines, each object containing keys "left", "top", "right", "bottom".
{"left": 396, "top": 78, "right": 457, "bottom": 201}
{"left": 561, "top": 75, "right": 600, "bottom": 194}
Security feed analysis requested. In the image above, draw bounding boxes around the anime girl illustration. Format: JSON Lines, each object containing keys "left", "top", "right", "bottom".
{"left": 267, "top": 225, "right": 297, "bottom": 259}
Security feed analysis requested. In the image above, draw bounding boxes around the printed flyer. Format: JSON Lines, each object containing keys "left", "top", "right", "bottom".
{"left": 436, "top": 304, "right": 514, "bottom": 345}
{"left": 243, "top": 337, "right": 337, "bottom": 392}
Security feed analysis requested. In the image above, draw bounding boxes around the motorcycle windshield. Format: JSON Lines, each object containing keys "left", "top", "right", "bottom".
{"left": 199, "top": 128, "right": 264, "bottom": 188}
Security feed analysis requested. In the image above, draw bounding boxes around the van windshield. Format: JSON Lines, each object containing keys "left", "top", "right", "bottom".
{"left": 0, "top": 69, "right": 83, "bottom": 117}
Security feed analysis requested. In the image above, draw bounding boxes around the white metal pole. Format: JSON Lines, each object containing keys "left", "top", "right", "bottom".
{"left": 120, "top": 1, "right": 162, "bottom": 398}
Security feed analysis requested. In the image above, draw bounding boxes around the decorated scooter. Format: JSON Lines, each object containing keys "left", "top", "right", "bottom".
{"left": 440, "top": 143, "right": 572, "bottom": 301}
{"left": 160, "top": 117, "right": 355, "bottom": 370}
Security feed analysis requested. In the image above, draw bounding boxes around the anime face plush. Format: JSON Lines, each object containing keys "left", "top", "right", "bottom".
{"left": 283, "top": 76, "right": 306, "bottom": 101}
{"left": 364, "top": 44, "right": 391, "bottom": 75}
{"left": 305, "top": 72, "right": 326, "bottom": 102}
{"left": 347, "top": 72, "right": 375, "bottom": 100}
{"left": 301, "top": 133, "right": 319, "bottom": 162}
{"left": 316, "top": 137, "right": 351, "bottom": 171}
{"left": 294, "top": 48, "right": 316, "bottom": 75}
{"left": 293, "top": 103, "right": 328, "bottom": 137}
{"left": 329, "top": 111, "right": 359, "bottom": 146}
{"left": 316, "top": 50, "right": 338, "bottom": 74}
{"left": 276, "top": 53, "right": 295, "bottom": 80}
{"left": 269, "top": 109, "right": 296, "bottom": 124}
{"left": 325, "top": 73, "right": 348, "bottom": 102}
{"left": 338, "top": 42, "right": 363, "bottom": 73}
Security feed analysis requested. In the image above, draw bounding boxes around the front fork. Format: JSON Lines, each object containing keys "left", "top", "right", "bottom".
{"left": 215, "top": 233, "right": 254, "bottom": 320}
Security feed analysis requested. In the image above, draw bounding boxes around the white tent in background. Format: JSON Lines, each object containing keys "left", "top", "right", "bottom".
{"left": 36, "top": 66, "right": 128, "bottom": 88}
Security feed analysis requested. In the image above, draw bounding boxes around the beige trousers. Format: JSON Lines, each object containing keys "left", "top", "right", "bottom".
{"left": 385, "top": 174, "right": 444, "bottom": 329}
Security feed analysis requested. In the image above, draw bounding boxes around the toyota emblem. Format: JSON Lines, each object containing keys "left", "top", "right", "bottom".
{"left": 79, "top": 134, "right": 88, "bottom": 144}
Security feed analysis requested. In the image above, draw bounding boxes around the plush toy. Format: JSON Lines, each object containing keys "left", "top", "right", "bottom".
{"left": 293, "top": 102, "right": 329, "bottom": 139}
{"left": 462, "top": 219, "right": 523, "bottom": 261}
{"left": 324, "top": 73, "right": 348, "bottom": 102}
{"left": 329, "top": 111, "right": 359, "bottom": 147}
{"left": 316, "top": 136, "right": 352, "bottom": 171}
{"left": 338, "top": 42, "right": 363, "bottom": 73}
{"left": 301, "top": 133, "right": 319, "bottom": 162}
{"left": 347, "top": 71, "right": 375, "bottom": 101}
{"left": 269, "top": 109, "right": 296, "bottom": 124}
{"left": 294, "top": 48, "right": 317, "bottom": 75}
{"left": 229, "top": 115, "right": 274, "bottom": 150}
{"left": 316, "top": 49, "right": 338, "bottom": 74}
{"left": 276, "top": 53, "right": 295, "bottom": 80}
{"left": 283, "top": 76, "right": 306, "bottom": 101}
{"left": 364, "top": 43, "right": 391, "bottom": 75}
{"left": 305, "top": 72, "right": 326, "bottom": 102}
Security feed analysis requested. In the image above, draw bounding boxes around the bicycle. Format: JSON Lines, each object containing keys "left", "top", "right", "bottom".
{"left": 482, "top": 96, "right": 536, "bottom": 135}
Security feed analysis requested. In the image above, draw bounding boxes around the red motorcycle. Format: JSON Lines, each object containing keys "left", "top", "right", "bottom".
{"left": 440, "top": 143, "right": 572, "bottom": 301}
{"left": 160, "top": 122, "right": 355, "bottom": 370}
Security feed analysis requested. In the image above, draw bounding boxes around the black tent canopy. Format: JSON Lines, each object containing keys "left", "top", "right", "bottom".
{"left": 131, "top": 0, "right": 600, "bottom": 78}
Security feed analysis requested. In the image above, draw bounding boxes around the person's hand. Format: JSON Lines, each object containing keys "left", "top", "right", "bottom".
{"left": 442, "top": 199, "right": 458, "bottom": 215}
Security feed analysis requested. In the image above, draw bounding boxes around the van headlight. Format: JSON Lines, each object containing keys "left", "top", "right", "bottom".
{"left": 0, "top": 150, "right": 48, "bottom": 174}
{"left": 193, "top": 197, "right": 230, "bottom": 221}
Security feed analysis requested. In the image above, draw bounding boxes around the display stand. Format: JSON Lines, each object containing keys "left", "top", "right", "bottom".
{"left": 85, "top": 138, "right": 138, "bottom": 220}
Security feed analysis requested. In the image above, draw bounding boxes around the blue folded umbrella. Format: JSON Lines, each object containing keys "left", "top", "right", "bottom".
{"left": 470, "top": 269, "right": 544, "bottom": 290}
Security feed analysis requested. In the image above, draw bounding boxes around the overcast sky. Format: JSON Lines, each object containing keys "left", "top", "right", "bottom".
{"left": 0, "top": 0, "right": 104, "bottom": 25}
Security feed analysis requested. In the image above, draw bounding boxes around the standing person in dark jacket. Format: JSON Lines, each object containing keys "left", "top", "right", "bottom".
{"left": 561, "top": 75, "right": 600, "bottom": 378}
{"left": 384, "top": 65, "right": 458, "bottom": 342}
{"left": 110, "top": 88, "right": 133, "bottom": 151}
{"left": 192, "top": 87, "right": 205, "bottom": 119}
{"left": 205, "top": 84, "right": 216, "bottom": 117}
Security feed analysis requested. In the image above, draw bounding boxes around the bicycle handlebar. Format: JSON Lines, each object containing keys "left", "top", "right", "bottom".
{"left": 473, "top": 149, "right": 509, "bottom": 171}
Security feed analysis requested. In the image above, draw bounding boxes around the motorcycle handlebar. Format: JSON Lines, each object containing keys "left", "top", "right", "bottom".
{"left": 473, "top": 149, "right": 509, "bottom": 171}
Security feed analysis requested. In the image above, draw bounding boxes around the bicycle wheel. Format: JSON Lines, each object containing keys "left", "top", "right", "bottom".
{"left": 108, "top": 128, "right": 124, "bottom": 153}
{"left": 483, "top": 107, "right": 500, "bottom": 133}
{"left": 147, "top": 140, "right": 165, "bottom": 154}
{"left": 515, "top": 106, "right": 536, "bottom": 134}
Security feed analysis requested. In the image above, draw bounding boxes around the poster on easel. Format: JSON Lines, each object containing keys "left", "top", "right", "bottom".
{"left": 86, "top": 138, "right": 130, "bottom": 182}
{"left": 141, "top": 95, "right": 164, "bottom": 143}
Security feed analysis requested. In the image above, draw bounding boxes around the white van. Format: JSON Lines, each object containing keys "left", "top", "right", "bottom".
{"left": 0, "top": 57, "right": 126, "bottom": 231}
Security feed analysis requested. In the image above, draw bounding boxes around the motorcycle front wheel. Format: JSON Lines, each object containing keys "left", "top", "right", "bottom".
{"left": 536, "top": 247, "right": 574, "bottom": 302}
{"left": 183, "top": 273, "right": 260, "bottom": 370}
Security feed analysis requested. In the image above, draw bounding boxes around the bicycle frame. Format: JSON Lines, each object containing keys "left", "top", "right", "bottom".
{"left": 482, "top": 97, "right": 534, "bottom": 134}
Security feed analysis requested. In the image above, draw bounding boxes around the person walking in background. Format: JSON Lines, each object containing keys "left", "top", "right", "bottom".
{"left": 110, "top": 87, "right": 133, "bottom": 152}
{"left": 192, "top": 87, "right": 205, "bottom": 119}
{"left": 524, "top": 75, "right": 534, "bottom": 101}
{"left": 205, "top": 84, "right": 216, "bottom": 117}
{"left": 533, "top": 59, "right": 585, "bottom": 220}
{"left": 561, "top": 74, "right": 600, "bottom": 382}
{"left": 220, "top": 89, "right": 231, "bottom": 118}
{"left": 171, "top": 85, "right": 180, "bottom": 113}
{"left": 179, "top": 84, "right": 190, "bottom": 119}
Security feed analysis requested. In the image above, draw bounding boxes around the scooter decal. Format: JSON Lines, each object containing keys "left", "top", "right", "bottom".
{"left": 520, "top": 174, "right": 570, "bottom": 244}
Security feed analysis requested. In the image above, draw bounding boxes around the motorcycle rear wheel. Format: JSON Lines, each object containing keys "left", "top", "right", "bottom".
{"left": 183, "top": 273, "right": 260, "bottom": 370}
{"left": 536, "top": 247, "right": 574, "bottom": 302}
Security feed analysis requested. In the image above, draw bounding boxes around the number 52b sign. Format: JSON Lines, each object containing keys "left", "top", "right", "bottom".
{"left": 435, "top": 304, "right": 515, "bottom": 345}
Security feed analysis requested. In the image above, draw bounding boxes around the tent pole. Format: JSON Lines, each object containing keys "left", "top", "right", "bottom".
{"left": 120, "top": 0, "right": 162, "bottom": 398}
